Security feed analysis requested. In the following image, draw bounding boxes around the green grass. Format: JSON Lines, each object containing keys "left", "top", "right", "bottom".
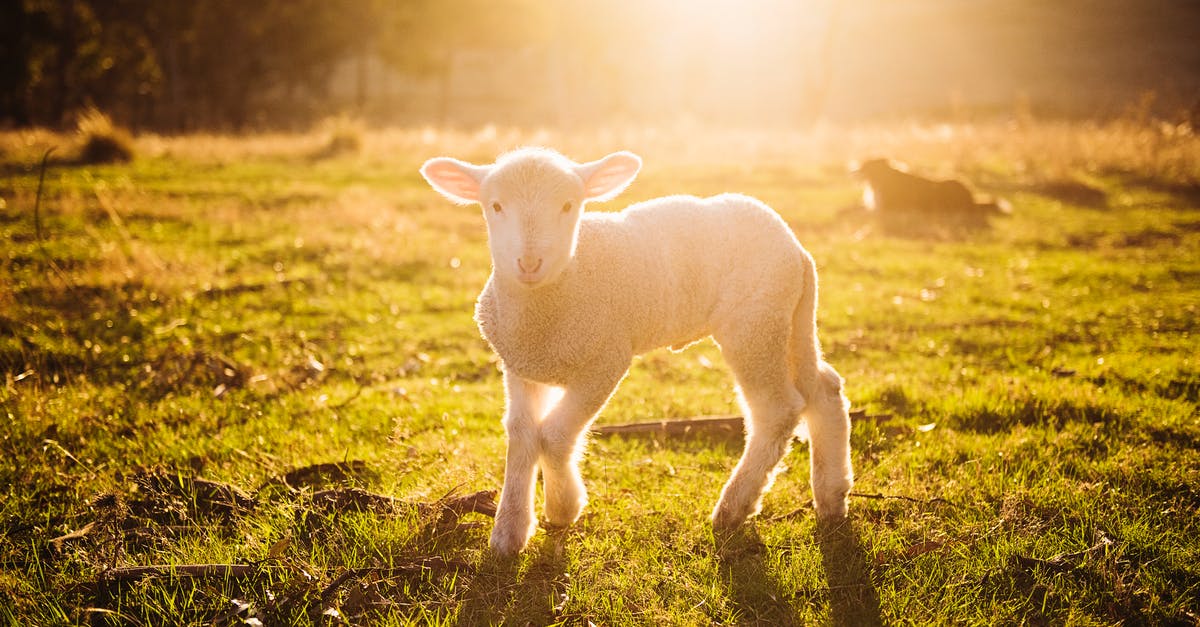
{"left": 1, "top": 123, "right": 1198, "bottom": 625}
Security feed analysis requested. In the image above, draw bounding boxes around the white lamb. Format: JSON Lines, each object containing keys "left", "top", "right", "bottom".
{"left": 420, "top": 148, "right": 853, "bottom": 556}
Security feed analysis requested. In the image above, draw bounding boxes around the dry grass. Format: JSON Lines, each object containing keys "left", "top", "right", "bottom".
{"left": 311, "top": 115, "right": 366, "bottom": 160}
{"left": 5, "top": 115, "right": 1196, "bottom": 184}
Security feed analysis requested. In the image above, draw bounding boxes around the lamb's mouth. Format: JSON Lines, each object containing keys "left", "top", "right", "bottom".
{"left": 517, "top": 273, "right": 543, "bottom": 285}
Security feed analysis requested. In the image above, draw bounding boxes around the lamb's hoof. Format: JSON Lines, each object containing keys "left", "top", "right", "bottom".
{"left": 543, "top": 499, "right": 586, "bottom": 529}
{"left": 489, "top": 522, "right": 534, "bottom": 558}
{"left": 711, "top": 505, "right": 749, "bottom": 532}
{"left": 813, "top": 495, "right": 849, "bottom": 521}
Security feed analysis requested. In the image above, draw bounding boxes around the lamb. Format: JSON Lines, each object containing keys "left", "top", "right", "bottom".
{"left": 419, "top": 148, "right": 853, "bottom": 556}
{"left": 851, "top": 158, "right": 1012, "bottom": 232}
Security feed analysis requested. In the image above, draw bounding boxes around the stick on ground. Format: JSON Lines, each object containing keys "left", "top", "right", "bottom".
{"left": 591, "top": 411, "right": 888, "bottom": 438}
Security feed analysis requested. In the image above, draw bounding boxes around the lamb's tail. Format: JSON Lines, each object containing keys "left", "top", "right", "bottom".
{"left": 789, "top": 250, "right": 824, "bottom": 397}
{"left": 786, "top": 251, "right": 825, "bottom": 441}
{"left": 789, "top": 249, "right": 853, "bottom": 449}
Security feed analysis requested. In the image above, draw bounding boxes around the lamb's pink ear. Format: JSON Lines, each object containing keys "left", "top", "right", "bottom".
{"left": 574, "top": 151, "right": 642, "bottom": 201}
{"left": 420, "top": 157, "right": 490, "bottom": 204}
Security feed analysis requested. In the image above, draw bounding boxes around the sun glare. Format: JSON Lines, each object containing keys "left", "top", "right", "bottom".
{"left": 606, "top": 0, "right": 835, "bottom": 124}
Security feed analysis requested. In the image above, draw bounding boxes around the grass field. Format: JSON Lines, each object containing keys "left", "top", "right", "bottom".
{"left": 1, "top": 121, "right": 1198, "bottom": 625}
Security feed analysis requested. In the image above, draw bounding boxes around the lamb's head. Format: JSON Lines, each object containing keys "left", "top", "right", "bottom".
{"left": 420, "top": 148, "right": 641, "bottom": 288}
{"left": 849, "top": 157, "right": 897, "bottom": 180}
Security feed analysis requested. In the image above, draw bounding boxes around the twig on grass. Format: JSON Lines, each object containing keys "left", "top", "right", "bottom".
{"left": 591, "top": 410, "right": 889, "bottom": 438}
{"left": 49, "top": 521, "right": 96, "bottom": 550}
{"left": 42, "top": 438, "right": 93, "bottom": 473}
{"left": 592, "top": 415, "right": 744, "bottom": 437}
{"left": 849, "top": 492, "right": 957, "bottom": 507}
{"left": 81, "top": 607, "right": 146, "bottom": 627}
{"left": 100, "top": 563, "right": 261, "bottom": 582}
{"left": 310, "top": 487, "right": 497, "bottom": 520}
{"left": 31, "top": 147, "right": 76, "bottom": 290}
{"left": 1013, "top": 535, "right": 1114, "bottom": 572}
{"left": 764, "top": 491, "right": 955, "bottom": 522}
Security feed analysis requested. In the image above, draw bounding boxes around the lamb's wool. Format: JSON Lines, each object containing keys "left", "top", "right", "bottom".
{"left": 478, "top": 194, "right": 805, "bottom": 380}
{"left": 420, "top": 148, "right": 854, "bottom": 556}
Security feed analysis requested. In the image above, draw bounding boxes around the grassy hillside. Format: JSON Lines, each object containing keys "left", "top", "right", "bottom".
{"left": 1, "top": 122, "right": 1198, "bottom": 625}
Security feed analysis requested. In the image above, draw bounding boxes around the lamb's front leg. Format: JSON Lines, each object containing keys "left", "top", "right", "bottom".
{"left": 491, "top": 372, "right": 556, "bottom": 556}
{"left": 538, "top": 365, "right": 627, "bottom": 528}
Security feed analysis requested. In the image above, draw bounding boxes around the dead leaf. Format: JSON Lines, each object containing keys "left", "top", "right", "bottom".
{"left": 266, "top": 537, "right": 290, "bottom": 559}
{"left": 903, "top": 540, "right": 945, "bottom": 558}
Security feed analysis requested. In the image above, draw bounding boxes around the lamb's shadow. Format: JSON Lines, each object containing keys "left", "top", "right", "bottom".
{"left": 456, "top": 528, "right": 570, "bottom": 626}
{"left": 715, "top": 518, "right": 881, "bottom": 626}
{"left": 815, "top": 517, "right": 883, "bottom": 627}
{"left": 716, "top": 526, "right": 802, "bottom": 626}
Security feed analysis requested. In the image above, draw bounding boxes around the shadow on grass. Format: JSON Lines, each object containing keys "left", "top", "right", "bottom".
{"left": 714, "top": 518, "right": 881, "bottom": 626}
{"left": 1022, "top": 179, "right": 1109, "bottom": 209}
{"left": 815, "top": 518, "right": 883, "bottom": 627}
{"left": 951, "top": 393, "right": 1122, "bottom": 434}
{"left": 716, "top": 526, "right": 802, "bottom": 626}
{"left": 834, "top": 205, "right": 997, "bottom": 240}
{"left": 456, "top": 529, "right": 570, "bottom": 626}
{"left": 1110, "top": 174, "right": 1200, "bottom": 208}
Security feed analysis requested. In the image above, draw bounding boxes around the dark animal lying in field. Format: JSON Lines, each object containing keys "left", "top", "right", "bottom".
{"left": 851, "top": 158, "right": 1010, "bottom": 231}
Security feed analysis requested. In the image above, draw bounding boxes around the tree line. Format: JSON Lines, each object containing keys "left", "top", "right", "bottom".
{"left": 0, "top": 0, "right": 554, "bottom": 131}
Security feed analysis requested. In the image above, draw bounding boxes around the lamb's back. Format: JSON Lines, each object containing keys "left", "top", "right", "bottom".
{"left": 589, "top": 194, "right": 807, "bottom": 349}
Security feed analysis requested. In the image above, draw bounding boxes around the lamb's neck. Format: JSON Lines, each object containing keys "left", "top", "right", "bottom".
{"left": 489, "top": 265, "right": 578, "bottom": 309}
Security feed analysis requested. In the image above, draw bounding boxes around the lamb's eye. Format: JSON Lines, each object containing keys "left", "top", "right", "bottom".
{"left": 491, "top": 202, "right": 502, "bottom": 213}
{"left": 561, "top": 202, "right": 572, "bottom": 213}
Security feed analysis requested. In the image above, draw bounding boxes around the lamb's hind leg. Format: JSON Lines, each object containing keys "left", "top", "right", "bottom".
{"left": 711, "top": 319, "right": 807, "bottom": 530}
{"left": 804, "top": 362, "right": 853, "bottom": 519}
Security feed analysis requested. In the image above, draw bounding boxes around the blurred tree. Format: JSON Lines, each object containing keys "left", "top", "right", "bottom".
{"left": 1, "top": 0, "right": 383, "bottom": 130}
{"left": 3, "top": 0, "right": 1194, "bottom": 131}
{"left": 0, "top": 1, "right": 50, "bottom": 126}
{"left": 799, "top": 0, "right": 843, "bottom": 126}
{"left": 373, "top": 0, "right": 551, "bottom": 125}
{"left": 553, "top": 0, "right": 656, "bottom": 125}
{"left": 139, "top": 0, "right": 367, "bottom": 130}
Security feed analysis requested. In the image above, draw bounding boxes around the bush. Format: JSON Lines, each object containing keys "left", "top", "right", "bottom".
{"left": 74, "top": 107, "right": 136, "bottom": 164}
{"left": 312, "top": 114, "right": 364, "bottom": 159}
